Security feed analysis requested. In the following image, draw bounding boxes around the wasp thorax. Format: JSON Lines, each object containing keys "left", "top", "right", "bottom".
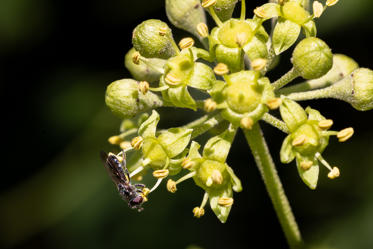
{"left": 217, "top": 19, "right": 254, "bottom": 48}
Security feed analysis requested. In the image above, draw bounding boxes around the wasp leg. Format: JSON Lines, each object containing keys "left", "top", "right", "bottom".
{"left": 120, "top": 150, "right": 131, "bottom": 180}
{"left": 134, "top": 183, "right": 146, "bottom": 189}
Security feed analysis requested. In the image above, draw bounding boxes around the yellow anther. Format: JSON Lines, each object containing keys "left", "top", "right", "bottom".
{"left": 158, "top": 27, "right": 168, "bottom": 36}
{"left": 205, "top": 177, "right": 213, "bottom": 187}
{"left": 131, "top": 136, "right": 144, "bottom": 150}
{"left": 318, "top": 119, "right": 334, "bottom": 130}
{"left": 254, "top": 7, "right": 267, "bottom": 18}
{"left": 326, "top": 0, "right": 339, "bottom": 7}
{"left": 235, "top": 33, "right": 247, "bottom": 48}
{"left": 328, "top": 167, "right": 340, "bottom": 179}
{"left": 167, "top": 179, "right": 177, "bottom": 193}
{"left": 201, "top": 0, "right": 216, "bottom": 8}
{"left": 240, "top": 117, "right": 254, "bottom": 130}
{"left": 165, "top": 72, "right": 182, "bottom": 86}
{"left": 108, "top": 135, "right": 123, "bottom": 145}
{"left": 119, "top": 141, "right": 132, "bottom": 150}
{"left": 211, "top": 169, "right": 223, "bottom": 185}
{"left": 142, "top": 187, "right": 150, "bottom": 197}
{"left": 193, "top": 207, "right": 205, "bottom": 218}
{"left": 218, "top": 197, "right": 234, "bottom": 207}
{"left": 178, "top": 37, "right": 195, "bottom": 50}
{"left": 300, "top": 161, "right": 313, "bottom": 170}
{"left": 132, "top": 51, "right": 141, "bottom": 65}
{"left": 133, "top": 175, "right": 143, "bottom": 181}
{"left": 278, "top": 0, "right": 285, "bottom": 5}
{"left": 152, "top": 169, "right": 169, "bottom": 179}
{"left": 181, "top": 157, "right": 194, "bottom": 169}
{"left": 138, "top": 81, "right": 150, "bottom": 95}
{"left": 266, "top": 98, "right": 282, "bottom": 110}
{"left": 313, "top": 1, "right": 324, "bottom": 18}
{"left": 204, "top": 98, "right": 217, "bottom": 113}
{"left": 214, "top": 63, "right": 229, "bottom": 76}
{"left": 196, "top": 23, "right": 209, "bottom": 38}
{"left": 292, "top": 134, "right": 307, "bottom": 147}
{"left": 251, "top": 58, "right": 267, "bottom": 71}
{"left": 337, "top": 127, "right": 354, "bottom": 142}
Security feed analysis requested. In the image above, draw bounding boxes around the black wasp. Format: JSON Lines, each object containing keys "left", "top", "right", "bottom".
{"left": 100, "top": 151, "right": 148, "bottom": 211}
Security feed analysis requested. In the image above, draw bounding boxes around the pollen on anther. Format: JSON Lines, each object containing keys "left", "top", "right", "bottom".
{"left": 218, "top": 197, "right": 234, "bottom": 207}
{"left": 318, "top": 119, "right": 333, "bottom": 130}
{"left": 153, "top": 169, "right": 169, "bottom": 179}
{"left": 292, "top": 135, "right": 307, "bottom": 147}
{"left": 196, "top": 23, "right": 209, "bottom": 38}
{"left": 337, "top": 127, "right": 354, "bottom": 142}
{"left": 179, "top": 37, "right": 195, "bottom": 50}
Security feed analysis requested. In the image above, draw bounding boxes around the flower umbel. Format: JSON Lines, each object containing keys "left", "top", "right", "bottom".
{"left": 102, "top": 1, "right": 372, "bottom": 248}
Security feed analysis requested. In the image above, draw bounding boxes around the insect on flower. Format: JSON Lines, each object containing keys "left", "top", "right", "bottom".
{"left": 100, "top": 151, "right": 149, "bottom": 211}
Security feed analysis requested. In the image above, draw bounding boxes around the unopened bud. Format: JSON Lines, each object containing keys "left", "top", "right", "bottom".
{"left": 167, "top": 179, "right": 177, "bottom": 193}
{"left": 218, "top": 197, "right": 234, "bottom": 207}
{"left": 131, "top": 136, "right": 144, "bottom": 150}
{"left": 337, "top": 128, "right": 354, "bottom": 142}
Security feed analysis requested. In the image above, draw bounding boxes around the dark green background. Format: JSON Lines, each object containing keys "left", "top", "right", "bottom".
{"left": 1, "top": 1, "right": 373, "bottom": 248}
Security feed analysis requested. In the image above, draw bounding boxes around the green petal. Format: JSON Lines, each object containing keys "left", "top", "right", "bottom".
{"left": 302, "top": 20, "right": 317, "bottom": 37}
{"left": 188, "top": 62, "right": 215, "bottom": 90}
{"left": 188, "top": 141, "right": 202, "bottom": 160}
{"left": 255, "top": 3, "right": 281, "bottom": 20}
{"left": 138, "top": 110, "right": 160, "bottom": 138}
{"left": 226, "top": 165, "right": 242, "bottom": 192}
{"left": 280, "top": 135, "right": 296, "bottom": 164}
{"left": 166, "top": 86, "right": 197, "bottom": 110}
{"left": 305, "top": 107, "right": 325, "bottom": 121}
{"left": 209, "top": 187, "right": 233, "bottom": 223}
{"left": 272, "top": 18, "right": 301, "bottom": 55}
{"left": 296, "top": 156, "right": 319, "bottom": 190}
{"left": 203, "top": 125, "right": 237, "bottom": 162}
{"left": 158, "top": 127, "right": 192, "bottom": 158}
{"left": 279, "top": 98, "right": 307, "bottom": 132}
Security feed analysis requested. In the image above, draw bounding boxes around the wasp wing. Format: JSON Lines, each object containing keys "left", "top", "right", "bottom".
{"left": 100, "top": 151, "right": 128, "bottom": 185}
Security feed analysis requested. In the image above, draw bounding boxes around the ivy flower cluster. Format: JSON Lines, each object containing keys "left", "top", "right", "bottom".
{"left": 103, "top": 0, "right": 373, "bottom": 246}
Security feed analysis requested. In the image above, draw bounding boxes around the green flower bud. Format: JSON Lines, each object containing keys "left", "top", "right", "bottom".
{"left": 165, "top": 0, "right": 206, "bottom": 38}
{"left": 279, "top": 98, "right": 307, "bottom": 132}
{"left": 132, "top": 19, "right": 177, "bottom": 59}
{"left": 282, "top": 1, "right": 310, "bottom": 25}
{"left": 306, "top": 54, "right": 359, "bottom": 89}
{"left": 105, "top": 79, "right": 163, "bottom": 119}
{"left": 213, "top": 0, "right": 239, "bottom": 22}
{"left": 125, "top": 48, "right": 165, "bottom": 83}
{"left": 329, "top": 68, "right": 373, "bottom": 111}
{"left": 292, "top": 37, "right": 333, "bottom": 80}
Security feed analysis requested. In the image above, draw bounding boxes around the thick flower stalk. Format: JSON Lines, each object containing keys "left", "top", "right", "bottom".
{"left": 102, "top": 0, "right": 372, "bottom": 248}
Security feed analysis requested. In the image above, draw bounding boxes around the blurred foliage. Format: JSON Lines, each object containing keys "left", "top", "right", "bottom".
{"left": 1, "top": 0, "right": 373, "bottom": 249}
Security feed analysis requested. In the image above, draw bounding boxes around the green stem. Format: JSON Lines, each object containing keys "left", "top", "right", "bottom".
{"left": 286, "top": 87, "right": 334, "bottom": 101}
{"left": 240, "top": 0, "right": 246, "bottom": 20}
{"left": 277, "top": 80, "right": 334, "bottom": 95}
{"left": 244, "top": 124, "right": 303, "bottom": 249}
{"left": 182, "top": 113, "right": 225, "bottom": 139}
{"left": 208, "top": 6, "right": 223, "bottom": 27}
{"left": 272, "top": 68, "right": 300, "bottom": 90}
{"left": 261, "top": 113, "right": 289, "bottom": 133}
